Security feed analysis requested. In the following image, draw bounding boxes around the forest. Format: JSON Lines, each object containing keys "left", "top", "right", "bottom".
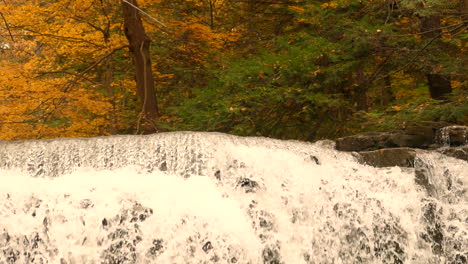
{"left": 0, "top": 0, "right": 466, "bottom": 141}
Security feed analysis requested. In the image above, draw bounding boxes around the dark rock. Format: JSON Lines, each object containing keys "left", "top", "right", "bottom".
{"left": 336, "top": 132, "right": 394, "bottom": 152}
{"left": 389, "top": 133, "right": 429, "bottom": 149}
{"left": 202, "top": 241, "right": 213, "bottom": 253}
{"left": 237, "top": 178, "right": 259, "bottom": 193}
{"left": 159, "top": 161, "right": 167, "bottom": 171}
{"left": 420, "top": 202, "right": 444, "bottom": 255}
{"left": 403, "top": 121, "right": 452, "bottom": 147}
{"left": 336, "top": 121, "right": 457, "bottom": 152}
{"left": 354, "top": 148, "right": 419, "bottom": 168}
{"left": 309, "top": 155, "right": 320, "bottom": 165}
{"left": 436, "top": 146, "right": 468, "bottom": 162}
{"left": 452, "top": 254, "right": 467, "bottom": 264}
{"left": 214, "top": 170, "right": 221, "bottom": 180}
{"left": 147, "top": 239, "right": 164, "bottom": 258}
{"left": 262, "top": 245, "right": 283, "bottom": 264}
{"left": 414, "top": 157, "right": 437, "bottom": 197}
{"left": 437, "top": 125, "right": 468, "bottom": 147}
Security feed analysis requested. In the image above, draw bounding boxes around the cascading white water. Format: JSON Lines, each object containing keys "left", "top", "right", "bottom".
{"left": 0, "top": 132, "right": 466, "bottom": 264}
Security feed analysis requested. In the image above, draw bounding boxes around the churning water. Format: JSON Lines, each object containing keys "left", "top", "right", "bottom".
{"left": 0, "top": 132, "right": 466, "bottom": 264}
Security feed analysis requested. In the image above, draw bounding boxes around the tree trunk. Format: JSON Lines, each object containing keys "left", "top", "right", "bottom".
{"left": 355, "top": 68, "right": 368, "bottom": 111}
{"left": 121, "top": 0, "right": 159, "bottom": 129}
{"left": 463, "top": 0, "right": 468, "bottom": 19}
{"left": 420, "top": 14, "right": 452, "bottom": 99}
{"left": 380, "top": 75, "right": 394, "bottom": 106}
{"left": 103, "top": 57, "right": 117, "bottom": 134}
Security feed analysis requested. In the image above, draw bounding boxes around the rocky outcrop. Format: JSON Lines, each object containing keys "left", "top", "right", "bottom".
{"left": 336, "top": 121, "right": 455, "bottom": 152}
{"left": 436, "top": 125, "right": 468, "bottom": 146}
{"left": 402, "top": 121, "right": 452, "bottom": 147}
{"left": 353, "top": 148, "right": 419, "bottom": 168}
{"left": 336, "top": 122, "right": 468, "bottom": 165}
{"left": 336, "top": 132, "right": 396, "bottom": 152}
{"left": 436, "top": 146, "right": 468, "bottom": 161}
{"left": 353, "top": 146, "right": 468, "bottom": 167}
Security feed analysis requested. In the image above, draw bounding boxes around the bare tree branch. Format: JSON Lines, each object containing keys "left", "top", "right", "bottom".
{"left": 122, "top": 0, "right": 166, "bottom": 27}
{"left": 0, "top": 12, "right": 14, "bottom": 41}
{"left": 63, "top": 45, "right": 128, "bottom": 92}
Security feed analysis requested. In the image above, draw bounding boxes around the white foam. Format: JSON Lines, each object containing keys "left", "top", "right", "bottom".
{"left": 0, "top": 132, "right": 466, "bottom": 263}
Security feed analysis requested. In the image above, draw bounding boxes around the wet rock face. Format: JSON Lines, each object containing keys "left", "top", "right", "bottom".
{"left": 436, "top": 146, "right": 468, "bottom": 161}
{"left": 336, "top": 132, "right": 396, "bottom": 152}
{"left": 352, "top": 145, "right": 467, "bottom": 166}
{"left": 402, "top": 121, "right": 452, "bottom": 147}
{"left": 437, "top": 126, "right": 468, "bottom": 147}
{"left": 335, "top": 123, "right": 468, "bottom": 164}
{"left": 354, "top": 148, "right": 418, "bottom": 168}
{"left": 335, "top": 131, "right": 439, "bottom": 152}
{"left": 335, "top": 122, "right": 466, "bottom": 152}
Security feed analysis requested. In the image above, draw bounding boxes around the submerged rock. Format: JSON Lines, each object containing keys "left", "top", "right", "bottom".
{"left": 237, "top": 178, "right": 259, "bottom": 193}
{"left": 436, "top": 146, "right": 468, "bottom": 162}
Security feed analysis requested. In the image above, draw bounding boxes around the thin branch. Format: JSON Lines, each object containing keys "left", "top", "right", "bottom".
{"left": 122, "top": 0, "right": 166, "bottom": 28}
{"left": 23, "top": 28, "right": 103, "bottom": 48}
{"left": 0, "top": 12, "right": 14, "bottom": 41}
{"left": 0, "top": 121, "right": 37, "bottom": 125}
{"left": 63, "top": 45, "right": 128, "bottom": 92}
{"left": 69, "top": 15, "right": 106, "bottom": 35}
{"left": 374, "top": 23, "right": 466, "bottom": 82}
{"left": 383, "top": 22, "right": 464, "bottom": 37}
{"left": 363, "top": 52, "right": 393, "bottom": 85}
{"left": 38, "top": 71, "right": 100, "bottom": 85}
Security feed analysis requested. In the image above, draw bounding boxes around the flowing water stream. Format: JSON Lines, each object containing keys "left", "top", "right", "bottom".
{"left": 0, "top": 132, "right": 466, "bottom": 263}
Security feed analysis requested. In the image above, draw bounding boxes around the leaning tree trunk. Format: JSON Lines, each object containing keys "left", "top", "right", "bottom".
{"left": 420, "top": 14, "right": 452, "bottom": 100}
{"left": 121, "top": 0, "right": 159, "bottom": 129}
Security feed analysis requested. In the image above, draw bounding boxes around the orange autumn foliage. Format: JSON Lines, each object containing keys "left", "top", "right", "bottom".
{"left": 0, "top": 0, "right": 142, "bottom": 139}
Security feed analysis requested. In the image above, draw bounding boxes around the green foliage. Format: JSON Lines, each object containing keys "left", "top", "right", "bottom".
{"left": 348, "top": 90, "right": 468, "bottom": 134}
{"left": 164, "top": 36, "right": 352, "bottom": 140}
{"left": 163, "top": 0, "right": 466, "bottom": 140}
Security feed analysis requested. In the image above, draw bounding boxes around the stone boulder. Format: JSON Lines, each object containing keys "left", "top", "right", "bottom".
{"left": 402, "top": 121, "right": 452, "bottom": 147}
{"left": 353, "top": 148, "right": 420, "bottom": 168}
{"left": 336, "top": 132, "right": 396, "bottom": 152}
{"left": 436, "top": 146, "right": 468, "bottom": 162}
{"left": 436, "top": 125, "right": 468, "bottom": 147}
{"left": 336, "top": 131, "right": 433, "bottom": 152}
{"left": 353, "top": 146, "right": 468, "bottom": 168}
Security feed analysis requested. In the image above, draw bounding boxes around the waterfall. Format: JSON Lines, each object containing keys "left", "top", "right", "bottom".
{"left": 0, "top": 132, "right": 466, "bottom": 264}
